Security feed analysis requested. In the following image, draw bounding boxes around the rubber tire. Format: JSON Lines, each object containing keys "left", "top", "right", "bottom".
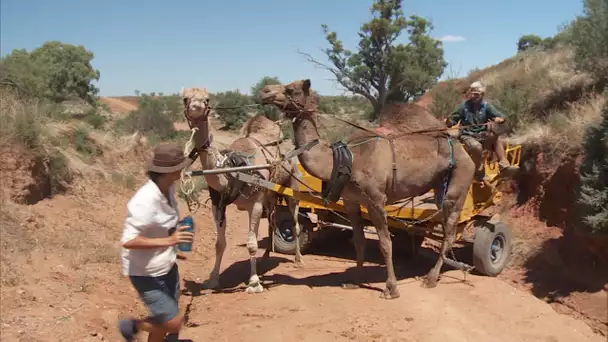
{"left": 391, "top": 230, "right": 425, "bottom": 259}
{"left": 473, "top": 220, "right": 513, "bottom": 276}
{"left": 273, "top": 208, "right": 313, "bottom": 255}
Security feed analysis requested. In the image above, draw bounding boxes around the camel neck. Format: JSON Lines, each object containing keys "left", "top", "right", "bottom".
{"left": 193, "top": 118, "right": 227, "bottom": 191}
{"left": 292, "top": 113, "right": 333, "bottom": 182}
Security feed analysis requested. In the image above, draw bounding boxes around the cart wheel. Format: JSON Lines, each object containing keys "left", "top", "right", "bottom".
{"left": 473, "top": 220, "right": 512, "bottom": 276}
{"left": 391, "top": 230, "right": 425, "bottom": 259}
{"left": 273, "top": 208, "right": 313, "bottom": 255}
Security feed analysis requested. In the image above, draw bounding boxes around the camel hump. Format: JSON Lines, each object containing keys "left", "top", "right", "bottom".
{"left": 240, "top": 114, "right": 283, "bottom": 141}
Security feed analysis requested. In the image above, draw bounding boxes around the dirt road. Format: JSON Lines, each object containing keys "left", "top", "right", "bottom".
{"left": 0, "top": 191, "right": 604, "bottom": 342}
{"left": 171, "top": 208, "right": 603, "bottom": 342}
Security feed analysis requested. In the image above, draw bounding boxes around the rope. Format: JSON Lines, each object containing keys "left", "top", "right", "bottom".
{"left": 180, "top": 127, "right": 201, "bottom": 214}
{"left": 211, "top": 104, "right": 262, "bottom": 110}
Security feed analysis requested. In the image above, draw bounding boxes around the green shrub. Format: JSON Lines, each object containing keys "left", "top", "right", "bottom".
{"left": 576, "top": 92, "right": 608, "bottom": 235}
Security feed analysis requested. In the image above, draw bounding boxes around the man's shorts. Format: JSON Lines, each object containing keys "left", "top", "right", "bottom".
{"left": 129, "top": 264, "right": 180, "bottom": 324}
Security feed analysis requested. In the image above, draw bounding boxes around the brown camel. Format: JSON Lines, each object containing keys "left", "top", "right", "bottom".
{"left": 180, "top": 87, "right": 306, "bottom": 294}
{"left": 259, "top": 79, "right": 476, "bottom": 299}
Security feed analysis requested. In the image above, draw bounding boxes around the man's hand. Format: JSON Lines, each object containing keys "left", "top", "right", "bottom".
{"left": 168, "top": 225, "right": 195, "bottom": 246}
{"left": 493, "top": 117, "right": 505, "bottom": 124}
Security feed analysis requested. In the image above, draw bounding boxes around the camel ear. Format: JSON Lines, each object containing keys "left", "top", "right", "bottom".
{"left": 179, "top": 87, "right": 185, "bottom": 97}
{"left": 302, "top": 78, "right": 310, "bottom": 91}
{"left": 302, "top": 79, "right": 311, "bottom": 94}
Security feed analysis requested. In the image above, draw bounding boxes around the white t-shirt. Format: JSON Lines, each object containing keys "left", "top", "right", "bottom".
{"left": 120, "top": 179, "right": 179, "bottom": 277}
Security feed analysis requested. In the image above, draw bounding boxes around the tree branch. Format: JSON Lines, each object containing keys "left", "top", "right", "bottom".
{"left": 297, "top": 49, "right": 377, "bottom": 104}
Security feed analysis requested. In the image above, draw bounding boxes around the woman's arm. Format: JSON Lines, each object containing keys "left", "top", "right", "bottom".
{"left": 122, "top": 225, "right": 194, "bottom": 250}
{"left": 122, "top": 235, "right": 172, "bottom": 249}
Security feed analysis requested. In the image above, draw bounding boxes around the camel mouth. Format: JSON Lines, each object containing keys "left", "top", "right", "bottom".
{"left": 259, "top": 93, "right": 278, "bottom": 104}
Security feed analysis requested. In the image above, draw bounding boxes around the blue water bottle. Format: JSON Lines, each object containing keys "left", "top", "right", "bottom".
{"left": 177, "top": 215, "right": 194, "bottom": 252}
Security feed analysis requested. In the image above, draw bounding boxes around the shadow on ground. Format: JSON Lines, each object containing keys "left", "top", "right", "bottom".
{"left": 193, "top": 231, "right": 478, "bottom": 296}
{"left": 522, "top": 234, "right": 608, "bottom": 299}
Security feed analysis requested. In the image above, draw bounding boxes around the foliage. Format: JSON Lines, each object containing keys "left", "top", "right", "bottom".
{"left": 113, "top": 94, "right": 180, "bottom": 141}
{"left": 429, "top": 81, "right": 463, "bottom": 118}
{"left": 517, "top": 34, "right": 543, "bottom": 51}
{"left": 576, "top": 92, "right": 608, "bottom": 235}
{"left": 214, "top": 90, "right": 254, "bottom": 130}
{"left": 0, "top": 41, "right": 100, "bottom": 104}
{"left": 305, "top": 0, "right": 446, "bottom": 121}
{"left": 0, "top": 90, "right": 67, "bottom": 149}
{"left": 569, "top": 0, "right": 608, "bottom": 81}
{"left": 251, "top": 76, "right": 282, "bottom": 121}
{"left": 81, "top": 108, "right": 107, "bottom": 129}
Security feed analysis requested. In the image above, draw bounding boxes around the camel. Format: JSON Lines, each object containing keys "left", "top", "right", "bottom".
{"left": 179, "top": 87, "right": 306, "bottom": 294}
{"left": 259, "top": 79, "right": 476, "bottom": 299}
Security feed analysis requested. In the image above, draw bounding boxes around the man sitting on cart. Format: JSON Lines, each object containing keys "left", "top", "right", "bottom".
{"left": 445, "top": 81, "right": 519, "bottom": 181}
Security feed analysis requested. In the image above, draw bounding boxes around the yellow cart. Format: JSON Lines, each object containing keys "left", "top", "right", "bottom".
{"left": 267, "top": 143, "right": 522, "bottom": 277}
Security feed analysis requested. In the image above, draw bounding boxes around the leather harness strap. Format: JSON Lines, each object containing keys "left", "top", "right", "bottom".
{"left": 389, "top": 138, "right": 398, "bottom": 194}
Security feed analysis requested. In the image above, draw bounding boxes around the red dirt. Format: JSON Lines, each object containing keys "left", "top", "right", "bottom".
{"left": 99, "top": 97, "right": 139, "bottom": 115}
{"left": 0, "top": 173, "right": 605, "bottom": 341}
{"left": 0, "top": 142, "right": 52, "bottom": 204}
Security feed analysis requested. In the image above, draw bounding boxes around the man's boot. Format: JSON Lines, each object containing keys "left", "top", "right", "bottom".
{"left": 495, "top": 138, "right": 519, "bottom": 178}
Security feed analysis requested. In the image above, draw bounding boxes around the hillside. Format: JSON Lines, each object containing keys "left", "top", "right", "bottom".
{"left": 418, "top": 45, "right": 607, "bottom": 334}
{"left": 1, "top": 6, "right": 607, "bottom": 339}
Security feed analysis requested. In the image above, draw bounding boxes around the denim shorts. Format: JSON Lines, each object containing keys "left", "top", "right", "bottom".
{"left": 129, "top": 264, "right": 180, "bottom": 324}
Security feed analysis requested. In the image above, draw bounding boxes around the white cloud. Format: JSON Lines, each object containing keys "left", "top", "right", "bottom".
{"left": 438, "top": 35, "right": 466, "bottom": 43}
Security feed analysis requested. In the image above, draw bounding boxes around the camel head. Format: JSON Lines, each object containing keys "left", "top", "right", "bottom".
{"left": 258, "top": 79, "right": 314, "bottom": 118}
{"left": 180, "top": 87, "right": 211, "bottom": 122}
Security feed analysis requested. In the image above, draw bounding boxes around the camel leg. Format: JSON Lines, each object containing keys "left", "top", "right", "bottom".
{"left": 422, "top": 163, "right": 474, "bottom": 288}
{"left": 368, "top": 207, "right": 400, "bottom": 299}
{"left": 343, "top": 200, "right": 366, "bottom": 287}
{"left": 288, "top": 197, "right": 305, "bottom": 267}
{"left": 262, "top": 196, "right": 274, "bottom": 260}
{"left": 203, "top": 190, "right": 227, "bottom": 290}
{"left": 245, "top": 195, "right": 265, "bottom": 294}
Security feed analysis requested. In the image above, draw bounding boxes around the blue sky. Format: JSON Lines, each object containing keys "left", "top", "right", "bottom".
{"left": 1, "top": 0, "right": 583, "bottom": 96}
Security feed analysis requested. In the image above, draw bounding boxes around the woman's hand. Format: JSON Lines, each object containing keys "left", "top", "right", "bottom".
{"left": 168, "top": 225, "right": 194, "bottom": 246}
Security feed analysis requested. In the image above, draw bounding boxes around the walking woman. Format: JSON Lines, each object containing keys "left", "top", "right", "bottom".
{"left": 118, "top": 143, "right": 194, "bottom": 342}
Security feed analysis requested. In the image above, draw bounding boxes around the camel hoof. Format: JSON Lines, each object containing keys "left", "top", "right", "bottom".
{"left": 202, "top": 278, "right": 220, "bottom": 290}
{"left": 341, "top": 283, "right": 359, "bottom": 290}
{"left": 293, "top": 259, "right": 305, "bottom": 268}
{"left": 381, "top": 288, "right": 400, "bottom": 300}
{"left": 420, "top": 277, "right": 438, "bottom": 289}
{"left": 245, "top": 284, "right": 264, "bottom": 294}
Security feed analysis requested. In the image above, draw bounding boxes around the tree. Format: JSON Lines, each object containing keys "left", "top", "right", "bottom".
{"left": 300, "top": 0, "right": 446, "bottom": 121}
{"left": 251, "top": 76, "right": 282, "bottom": 121}
{"left": 576, "top": 92, "right": 608, "bottom": 235}
{"left": 517, "top": 34, "right": 543, "bottom": 51}
{"left": 215, "top": 90, "right": 254, "bottom": 130}
{"left": 569, "top": 0, "right": 608, "bottom": 82}
{"left": 0, "top": 41, "right": 100, "bottom": 104}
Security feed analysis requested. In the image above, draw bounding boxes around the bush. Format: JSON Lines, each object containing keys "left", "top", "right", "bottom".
{"left": 569, "top": 0, "right": 608, "bottom": 81}
{"left": 113, "top": 94, "right": 180, "bottom": 141}
{"left": 214, "top": 90, "right": 254, "bottom": 130}
{"left": 518, "top": 34, "right": 543, "bottom": 52}
{"left": 81, "top": 108, "right": 107, "bottom": 129}
{"left": 0, "top": 90, "right": 67, "bottom": 149}
{"left": 576, "top": 92, "right": 608, "bottom": 235}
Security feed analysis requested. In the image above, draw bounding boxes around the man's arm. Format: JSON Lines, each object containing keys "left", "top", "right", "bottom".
{"left": 445, "top": 103, "right": 464, "bottom": 127}
{"left": 485, "top": 103, "right": 505, "bottom": 123}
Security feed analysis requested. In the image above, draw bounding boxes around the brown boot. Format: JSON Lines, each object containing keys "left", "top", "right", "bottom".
{"left": 498, "top": 159, "right": 519, "bottom": 178}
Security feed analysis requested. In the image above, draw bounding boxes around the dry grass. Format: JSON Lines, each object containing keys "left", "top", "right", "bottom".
{"left": 506, "top": 94, "right": 604, "bottom": 162}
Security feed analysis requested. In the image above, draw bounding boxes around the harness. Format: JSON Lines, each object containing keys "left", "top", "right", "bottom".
{"left": 321, "top": 141, "right": 354, "bottom": 205}
{"left": 435, "top": 136, "right": 455, "bottom": 209}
